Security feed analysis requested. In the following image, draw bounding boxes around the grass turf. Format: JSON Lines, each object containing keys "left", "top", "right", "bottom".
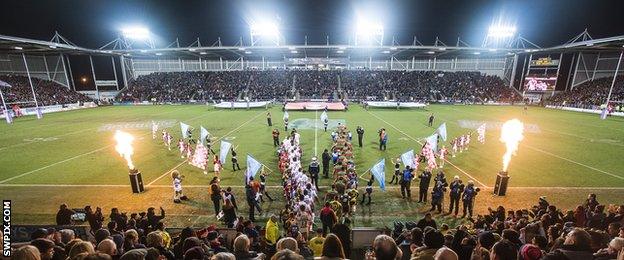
{"left": 1, "top": 104, "right": 623, "bottom": 228}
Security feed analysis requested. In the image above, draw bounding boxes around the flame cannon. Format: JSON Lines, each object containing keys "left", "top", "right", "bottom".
{"left": 494, "top": 119, "right": 524, "bottom": 196}
{"left": 114, "top": 130, "right": 144, "bottom": 193}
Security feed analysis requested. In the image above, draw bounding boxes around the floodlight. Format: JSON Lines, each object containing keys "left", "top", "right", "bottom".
{"left": 426, "top": 51, "right": 435, "bottom": 54}
{"left": 14, "top": 46, "right": 22, "bottom": 50}
{"left": 489, "top": 48, "right": 497, "bottom": 52}
{"left": 122, "top": 27, "right": 151, "bottom": 40}
{"left": 49, "top": 45, "right": 57, "bottom": 49}
{"left": 338, "top": 46, "right": 347, "bottom": 50}
{"left": 238, "top": 47, "right": 246, "bottom": 51}
{"left": 140, "top": 50, "right": 147, "bottom": 53}
{"left": 354, "top": 19, "right": 384, "bottom": 46}
{"left": 288, "top": 47, "right": 296, "bottom": 50}
{"left": 249, "top": 21, "right": 281, "bottom": 46}
{"left": 250, "top": 22, "right": 279, "bottom": 36}
{"left": 390, "top": 47, "right": 397, "bottom": 50}
{"left": 189, "top": 48, "right": 197, "bottom": 51}
{"left": 290, "top": 50, "right": 298, "bottom": 54}
{"left": 199, "top": 52, "right": 207, "bottom": 55}
{"left": 336, "top": 50, "right": 344, "bottom": 54}
{"left": 382, "top": 50, "right": 390, "bottom": 54}
{"left": 474, "top": 52, "right": 481, "bottom": 55}
{"left": 487, "top": 25, "right": 516, "bottom": 38}
{"left": 155, "top": 53, "right": 162, "bottom": 56}
{"left": 438, "top": 47, "right": 446, "bottom": 51}
{"left": 245, "top": 51, "right": 252, "bottom": 54}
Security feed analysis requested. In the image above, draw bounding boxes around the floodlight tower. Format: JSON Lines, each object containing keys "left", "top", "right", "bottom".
{"left": 249, "top": 22, "right": 281, "bottom": 46}
{"left": 121, "top": 26, "right": 155, "bottom": 49}
{"left": 354, "top": 20, "right": 384, "bottom": 46}
{"left": 483, "top": 24, "right": 517, "bottom": 48}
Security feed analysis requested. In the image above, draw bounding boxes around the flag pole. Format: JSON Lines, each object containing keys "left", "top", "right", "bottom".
{"left": 605, "top": 51, "right": 623, "bottom": 113}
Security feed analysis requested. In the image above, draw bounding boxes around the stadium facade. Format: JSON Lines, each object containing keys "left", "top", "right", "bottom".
{"left": 0, "top": 31, "right": 623, "bottom": 100}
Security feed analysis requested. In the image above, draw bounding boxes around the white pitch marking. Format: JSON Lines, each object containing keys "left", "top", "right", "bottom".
{"left": 146, "top": 110, "right": 265, "bottom": 187}
{"left": 0, "top": 108, "right": 218, "bottom": 184}
{"left": 366, "top": 110, "right": 489, "bottom": 188}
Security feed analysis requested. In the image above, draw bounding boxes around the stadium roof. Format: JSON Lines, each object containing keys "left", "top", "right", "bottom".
{"left": 1, "top": 32, "right": 622, "bottom": 60}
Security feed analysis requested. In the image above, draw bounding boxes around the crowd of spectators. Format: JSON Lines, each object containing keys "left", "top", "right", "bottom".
{"left": 548, "top": 76, "right": 624, "bottom": 109}
{"left": 0, "top": 75, "right": 92, "bottom": 107}
{"left": 115, "top": 70, "right": 522, "bottom": 103}
{"left": 7, "top": 193, "right": 624, "bottom": 259}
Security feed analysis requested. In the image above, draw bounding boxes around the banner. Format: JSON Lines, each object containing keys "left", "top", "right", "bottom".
{"left": 400, "top": 150, "right": 415, "bottom": 168}
{"left": 320, "top": 111, "right": 328, "bottom": 122}
{"left": 370, "top": 158, "right": 386, "bottom": 191}
{"left": 246, "top": 154, "right": 262, "bottom": 181}
{"left": 437, "top": 123, "right": 447, "bottom": 141}
{"left": 180, "top": 122, "right": 190, "bottom": 139}
{"left": 283, "top": 111, "right": 289, "bottom": 120}
{"left": 200, "top": 126, "right": 210, "bottom": 145}
{"left": 426, "top": 133, "right": 439, "bottom": 153}
{"left": 220, "top": 141, "right": 232, "bottom": 164}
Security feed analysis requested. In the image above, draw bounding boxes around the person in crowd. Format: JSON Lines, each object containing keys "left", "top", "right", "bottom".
{"left": 309, "top": 228, "right": 325, "bottom": 258}
{"left": 412, "top": 229, "right": 444, "bottom": 259}
{"left": 417, "top": 213, "right": 438, "bottom": 230}
{"left": 266, "top": 215, "right": 280, "bottom": 250}
{"left": 369, "top": 234, "right": 402, "bottom": 260}
{"left": 233, "top": 234, "right": 265, "bottom": 260}
{"left": 11, "top": 245, "right": 41, "bottom": 260}
{"left": 332, "top": 219, "right": 352, "bottom": 258}
{"left": 56, "top": 204, "right": 75, "bottom": 226}
{"left": 321, "top": 234, "right": 346, "bottom": 260}
{"left": 320, "top": 202, "right": 338, "bottom": 235}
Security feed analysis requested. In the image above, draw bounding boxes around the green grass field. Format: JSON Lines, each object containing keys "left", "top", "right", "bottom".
{"left": 1, "top": 104, "right": 623, "bottom": 228}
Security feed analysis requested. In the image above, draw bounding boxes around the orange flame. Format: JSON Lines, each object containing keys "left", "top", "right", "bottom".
{"left": 114, "top": 130, "right": 135, "bottom": 169}
{"left": 500, "top": 119, "right": 524, "bottom": 171}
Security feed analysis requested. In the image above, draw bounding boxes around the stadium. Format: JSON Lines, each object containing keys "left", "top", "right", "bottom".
{"left": 1, "top": 1, "right": 623, "bottom": 259}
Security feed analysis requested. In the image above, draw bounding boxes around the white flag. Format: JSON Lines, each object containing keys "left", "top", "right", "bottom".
{"left": 180, "top": 122, "right": 190, "bottom": 139}
{"left": 320, "top": 111, "right": 328, "bottom": 122}
{"left": 200, "top": 126, "right": 210, "bottom": 145}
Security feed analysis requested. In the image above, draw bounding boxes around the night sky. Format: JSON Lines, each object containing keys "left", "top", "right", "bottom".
{"left": 1, "top": 0, "right": 623, "bottom": 49}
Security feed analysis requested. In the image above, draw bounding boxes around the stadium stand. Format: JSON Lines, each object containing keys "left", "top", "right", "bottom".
{"left": 548, "top": 76, "right": 624, "bottom": 109}
{"left": 0, "top": 75, "right": 92, "bottom": 107}
{"left": 11, "top": 195, "right": 623, "bottom": 259}
{"left": 116, "top": 70, "right": 523, "bottom": 103}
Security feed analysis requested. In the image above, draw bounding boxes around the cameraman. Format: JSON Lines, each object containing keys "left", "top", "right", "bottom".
{"left": 461, "top": 180, "right": 479, "bottom": 218}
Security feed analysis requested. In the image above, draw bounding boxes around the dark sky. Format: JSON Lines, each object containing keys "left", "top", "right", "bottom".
{"left": 1, "top": 0, "right": 622, "bottom": 49}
